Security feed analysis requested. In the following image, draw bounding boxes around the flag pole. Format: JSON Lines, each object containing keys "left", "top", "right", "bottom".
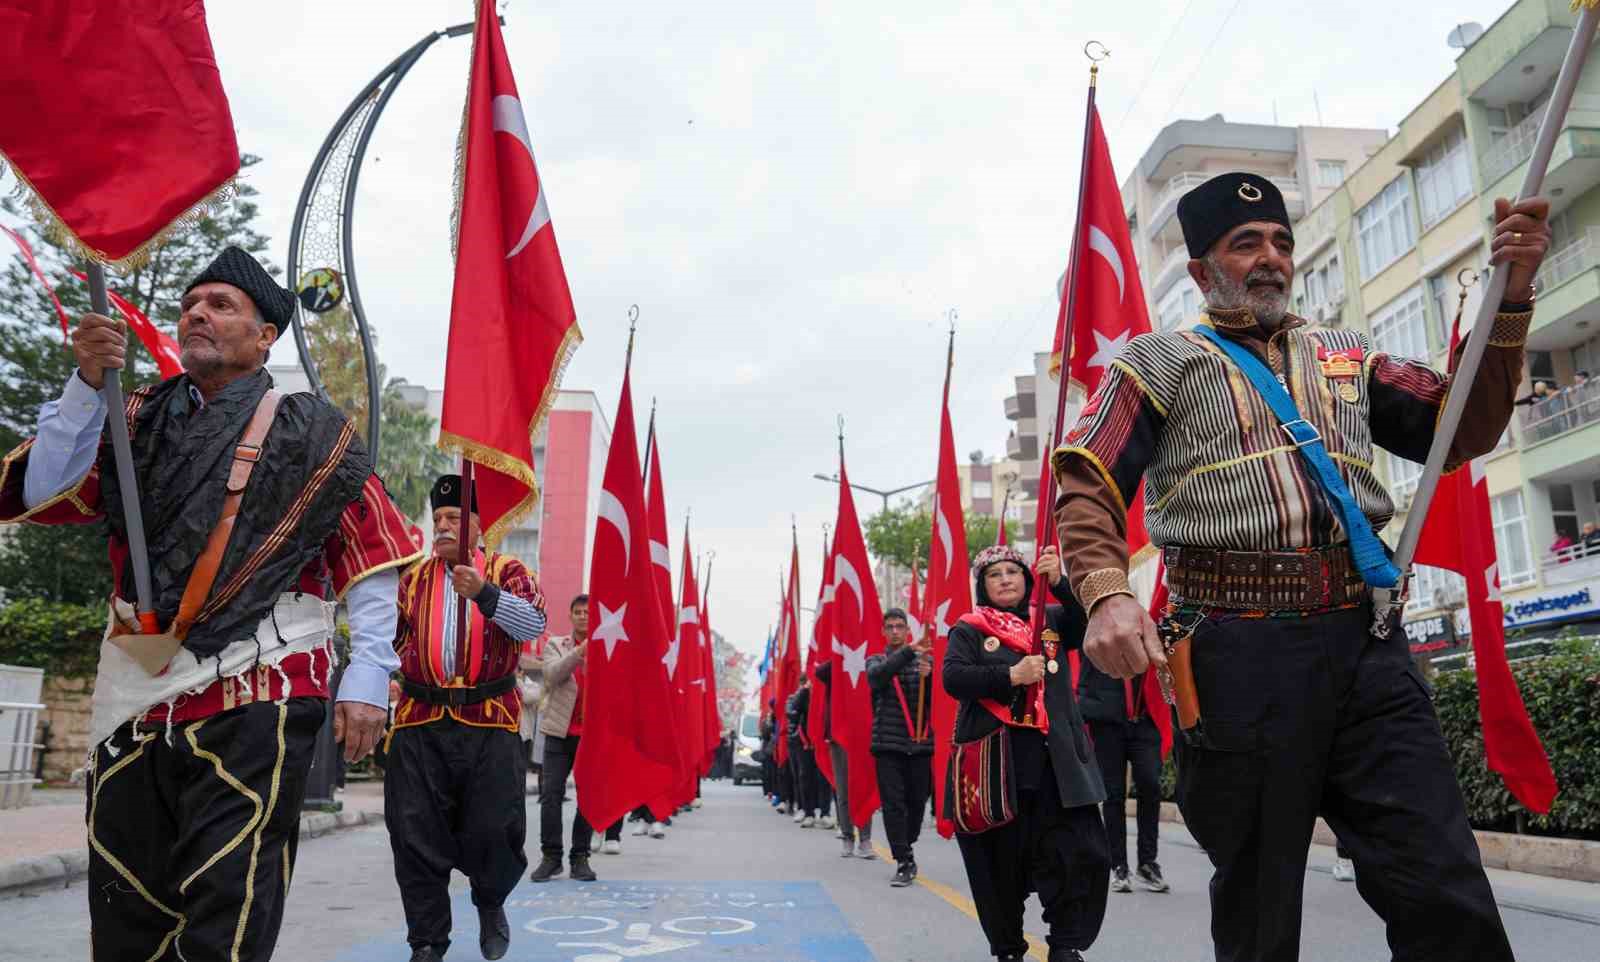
{"left": 87, "top": 264, "right": 159, "bottom": 632}
{"left": 919, "top": 320, "right": 956, "bottom": 739}
{"left": 453, "top": 455, "right": 474, "bottom": 675}
{"left": 1030, "top": 43, "right": 1105, "bottom": 650}
{"left": 644, "top": 396, "right": 656, "bottom": 485}
{"left": 1388, "top": 6, "right": 1600, "bottom": 610}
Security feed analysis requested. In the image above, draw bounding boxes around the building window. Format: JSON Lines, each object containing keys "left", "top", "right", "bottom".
{"left": 1408, "top": 563, "right": 1466, "bottom": 613}
{"left": 1378, "top": 449, "right": 1423, "bottom": 505}
{"left": 1550, "top": 482, "right": 1580, "bottom": 542}
{"left": 1371, "top": 287, "right": 1429, "bottom": 360}
{"left": 1356, "top": 176, "right": 1416, "bottom": 280}
{"left": 1491, "top": 490, "right": 1535, "bottom": 588}
{"left": 1415, "top": 128, "right": 1473, "bottom": 229}
{"left": 971, "top": 481, "right": 993, "bottom": 499}
{"left": 1427, "top": 273, "right": 1457, "bottom": 346}
{"left": 1315, "top": 160, "right": 1347, "bottom": 188}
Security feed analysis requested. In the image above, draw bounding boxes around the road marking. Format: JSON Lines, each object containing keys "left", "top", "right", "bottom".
{"left": 873, "top": 842, "right": 1049, "bottom": 961}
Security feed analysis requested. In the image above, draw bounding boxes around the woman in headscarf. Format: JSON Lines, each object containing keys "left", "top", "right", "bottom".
{"left": 944, "top": 544, "right": 1111, "bottom": 962}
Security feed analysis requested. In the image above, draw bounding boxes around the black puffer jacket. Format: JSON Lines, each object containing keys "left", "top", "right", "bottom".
{"left": 866, "top": 644, "right": 934, "bottom": 756}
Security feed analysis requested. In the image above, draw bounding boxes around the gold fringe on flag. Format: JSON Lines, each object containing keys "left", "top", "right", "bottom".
{"left": 0, "top": 150, "right": 237, "bottom": 273}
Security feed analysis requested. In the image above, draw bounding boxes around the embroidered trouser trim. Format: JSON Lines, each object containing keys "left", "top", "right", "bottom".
{"left": 86, "top": 697, "right": 323, "bottom": 962}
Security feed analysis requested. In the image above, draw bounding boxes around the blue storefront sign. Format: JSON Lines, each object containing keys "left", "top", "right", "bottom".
{"left": 334, "top": 880, "right": 875, "bottom": 961}
{"left": 1501, "top": 579, "right": 1600, "bottom": 630}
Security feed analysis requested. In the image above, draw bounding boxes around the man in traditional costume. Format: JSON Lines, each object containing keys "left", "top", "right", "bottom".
{"left": 0, "top": 246, "right": 419, "bottom": 961}
{"left": 385, "top": 474, "right": 548, "bottom": 962}
{"left": 1055, "top": 173, "right": 1550, "bottom": 962}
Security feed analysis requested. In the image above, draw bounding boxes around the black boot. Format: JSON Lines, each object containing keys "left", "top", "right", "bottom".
{"left": 529, "top": 855, "right": 563, "bottom": 883}
{"left": 569, "top": 854, "right": 598, "bottom": 882}
{"left": 477, "top": 905, "right": 510, "bottom": 960}
{"left": 409, "top": 947, "right": 445, "bottom": 962}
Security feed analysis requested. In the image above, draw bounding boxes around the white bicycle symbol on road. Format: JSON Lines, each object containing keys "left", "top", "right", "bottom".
{"left": 525, "top": 914, "right": 757, "bottom": 960}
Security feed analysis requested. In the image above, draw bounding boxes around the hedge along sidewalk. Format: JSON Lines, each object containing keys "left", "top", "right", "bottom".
{"left": 1132, "top": 799, "right": 1600, "bottom": 885}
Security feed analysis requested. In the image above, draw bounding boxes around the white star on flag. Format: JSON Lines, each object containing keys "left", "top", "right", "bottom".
{"left": 1086, "top": 330, "right": 1129, "bottom": 371}
{"left": 662, "top": 637, "right": 680, "bottom": 680}
{"left": 592, "top": 601, "right": 629, "bottom": 658}
{"left": 839, "top": 639, "right": 867, "bottom": 687}
{"left": 1485, "top": 563, "right": 1502, "bottom": 604}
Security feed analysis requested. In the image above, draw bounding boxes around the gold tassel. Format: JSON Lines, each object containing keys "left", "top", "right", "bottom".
{"left": 1575, "top": 0, "right": 1599, "bottom": 11}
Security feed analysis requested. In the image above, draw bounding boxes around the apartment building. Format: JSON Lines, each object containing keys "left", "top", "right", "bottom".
{"left": 1288, "top": 0, "right": 1600, "bottom": 656}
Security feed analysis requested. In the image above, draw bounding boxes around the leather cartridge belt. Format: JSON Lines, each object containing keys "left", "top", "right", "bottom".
{"left": 1162, "top": 544, "right": 1366, "bottom": 612}
{"left": 402, "top": 674, "right": 517, "bottom": 707}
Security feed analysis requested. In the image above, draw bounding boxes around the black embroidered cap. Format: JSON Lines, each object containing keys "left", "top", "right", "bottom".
{"left": 430, "top": 474, "right": 481, "bottom": 513}
{"left": 184, "top": 246, "right": 297, "bottom": 331}
{"left": 1176, "top": 172, "right": 1293, "bottom": 258}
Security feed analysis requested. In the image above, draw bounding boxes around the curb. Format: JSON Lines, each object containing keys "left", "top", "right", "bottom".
{"left": 0, "top": 808, "right": 386, "bottom": 899}
{"left": 1130, "top": 799, "right": 1600, "bottom": 884}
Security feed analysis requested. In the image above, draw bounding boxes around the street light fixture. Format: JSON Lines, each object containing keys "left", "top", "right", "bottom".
{"left": 810, "top": 473, "right": 934, "bottom": 514}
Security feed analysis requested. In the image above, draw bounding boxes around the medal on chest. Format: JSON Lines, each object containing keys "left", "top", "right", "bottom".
{"left": 1042, "top": 628, "right": 1060, "bottom": 675}
{"left": 1316, "top": 344, "right": 1364, "bottom": 404}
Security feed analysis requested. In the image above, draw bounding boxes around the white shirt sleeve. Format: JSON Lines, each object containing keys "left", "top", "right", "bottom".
{"left": 337, "top": 569, "right": 401, "bottom": 708}
{"left": 486, "top": 589, "right": 547, "bottom": 642}
{"left": 23, "top": 373, "right": 107, "bottom": 509}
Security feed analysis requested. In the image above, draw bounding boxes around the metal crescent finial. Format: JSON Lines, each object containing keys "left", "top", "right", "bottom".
{"left": 946, "top": 307, "right": 958, "bottom": 333}
{"left": 1084, "top": 40, "right": 1110, "bottom": 62}
{"left": 1457, "top": 267, "right": 1481, "bottom": 291}
{"left": 627, "top": 303, "right": 640, "bottom": 324}
{"left": 836, "top": 414, "right": 845, "bottom": 439}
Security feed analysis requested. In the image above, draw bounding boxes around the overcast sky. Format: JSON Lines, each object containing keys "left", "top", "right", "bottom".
{"left": 4, "top": 0, "right": 1526, "bottom": 687}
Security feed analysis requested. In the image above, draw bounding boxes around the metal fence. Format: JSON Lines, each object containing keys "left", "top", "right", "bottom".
{"left": 0, "top": 700, "right": 43, "bottom": 810}
{"left": 1521, "top": 379, "right": 1600, "bottom": 444}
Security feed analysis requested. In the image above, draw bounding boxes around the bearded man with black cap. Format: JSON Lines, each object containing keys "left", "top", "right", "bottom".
{"left": 943, "top": 543, "right": 1109, "bottom": 962}
{"left": 385, "top": 474, "right": 547, "bottom": 962}
{"left": 1055, "top": 173, "right": 1551, "bottom": 962}
{"left": 0, "top": 245, "right": 421, "bottom": 961}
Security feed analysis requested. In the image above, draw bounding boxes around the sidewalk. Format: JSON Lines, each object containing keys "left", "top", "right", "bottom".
{"left": 0, "top": 780, "right": 388, "bottom": 897}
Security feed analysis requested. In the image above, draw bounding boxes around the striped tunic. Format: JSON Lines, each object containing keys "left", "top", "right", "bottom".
{"left": 1053, "top": 307, "right": 1530, "bottom": 605}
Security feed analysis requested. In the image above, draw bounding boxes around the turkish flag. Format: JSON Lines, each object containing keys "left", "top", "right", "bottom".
{"left": 440, "top": 0, "right": 581, "bottom": 547}
{"left": 573, "top": 368, "right": 682, "bottom": 831}
{"left": 672, "top": 530, "right": 707, "bottom": 804}
{"left": 1, "top": 1, "right": 240, "bottom": 266}
{"left": 645, "top": 434, "right": 675, "bottom": 647}
{"left": 699, "top": 579, "right": 723, "bottom": 767}
{"left": 829, "top": 458, "right": 883, "bottom": 830}
{"left": 1043, "top": 100, "right": 1153, "bottom": 558}
{"left": 773, "top": 539, "right": 803, "bottom": 767}
{"left": 927, "top": 362, "right": 975, "bottom": 838}
{"left": 808, "top": 535, "right": 837, "bottom": 786}
{"left": 1414, "top": 322, "right": 1556, "bottom": 814}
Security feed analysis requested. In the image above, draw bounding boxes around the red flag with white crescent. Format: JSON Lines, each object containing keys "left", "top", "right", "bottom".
{"left": 1414, "top": 318, "right": 1555, "bottom": 814}
{"left": 829, "top": 457, "right": 882, "bottom": 829}
{"left": 808, "top": 534, "right": 836, "bottom": 786}
{"left": 440, "top": 0, "right": 581, "bottom": 547}
{"left": 927, "top": 357, "right": 974, "bottom": 838}
{"left": 573, "top": 368, "right": 682, "bottom": 831}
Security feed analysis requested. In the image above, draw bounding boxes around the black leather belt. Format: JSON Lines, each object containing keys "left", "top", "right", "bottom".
{"left": 1163, "top": 544, "right": 1366, "bottom": 611}
{"left": 402, "top": 674, "right": 517, "bottom": 707}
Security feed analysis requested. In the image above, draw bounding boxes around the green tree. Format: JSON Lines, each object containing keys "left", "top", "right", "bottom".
{"left": 298, "top": 303, "right": 450, "bottom": 519}
{"left": 862, "top": 501, "right": 1017, "bottom": 571}
{"left": 0, "top": 156, "right": 274, "bottom": 604}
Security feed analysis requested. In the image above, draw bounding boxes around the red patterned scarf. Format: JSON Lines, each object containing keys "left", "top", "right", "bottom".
{"left": 958, "top": 606, "right": 1048, "bottom": 733}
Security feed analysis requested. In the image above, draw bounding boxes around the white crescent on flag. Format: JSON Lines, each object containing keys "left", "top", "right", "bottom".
{"left": 650, "top": 540, "right": 671, "bottom": 572}
{"left": 598, "top": 490, "right": 631, "bottom": 574}
{"left": 491, "top": 94, "right": 552, "bottom": 260}
{"left": 833, "top": 557, "right": 864, "bottom": 614}
{"left": 1087, "top": 224, "right": 1126, "bottom": 304}
{"left": 934, "top": 496, "right": 955, "bottom": 575}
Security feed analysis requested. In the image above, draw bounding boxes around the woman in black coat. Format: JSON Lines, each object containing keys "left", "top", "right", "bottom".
{"left": 943, "top": 544, "right": 1110, "bottom": 962}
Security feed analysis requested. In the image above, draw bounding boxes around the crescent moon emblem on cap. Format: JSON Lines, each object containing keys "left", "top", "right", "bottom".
{"left": 1238, "top": 182, "right": 1264, "bottom": 202}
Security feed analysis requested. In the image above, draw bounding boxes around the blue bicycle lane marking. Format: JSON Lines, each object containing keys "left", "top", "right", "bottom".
{"left": 332, "top": 880, "right": 876, "bottom": 961}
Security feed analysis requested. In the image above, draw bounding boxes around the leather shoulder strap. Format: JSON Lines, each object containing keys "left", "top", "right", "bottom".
{"left": 172, "top": 390, "right": 282, "bottom": 640}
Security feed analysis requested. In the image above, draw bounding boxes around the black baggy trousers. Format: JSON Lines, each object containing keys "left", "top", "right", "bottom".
{"left": 874, "top": 751, "right": 932, "bottom": 863}
{"left": 1174, "top": 606, "right": 1513, "bottom": 962}
{"left": 385, "top": 716, "right": 528, "bottom": 954}
{"left": 86, "top": 697, "right": 323, "bottom": 962}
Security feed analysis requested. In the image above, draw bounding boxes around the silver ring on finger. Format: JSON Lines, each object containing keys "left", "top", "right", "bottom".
{"left": 1514, "top": 231, "right": 1523, "bottom": 244}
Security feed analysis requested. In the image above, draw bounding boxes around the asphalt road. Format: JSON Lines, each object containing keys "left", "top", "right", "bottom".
{"left": 3, "top": 779, "right": 1596, "bottom": 961}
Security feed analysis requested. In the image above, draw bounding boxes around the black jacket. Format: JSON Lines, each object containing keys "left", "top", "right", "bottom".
{"left": 812, "top": 662, "right": 834, "bottom": 742}
{"left": 785, "top": 686, "right": 811, "bottom": 744}
{"left": 941, "top": 589, "right": 1106, "bottom": 810}
{"left": 1076, "top": 656, "right": 1154, "bottom": 725}
{"left": 866, "top": 644, "right": 934, "bottom": 756}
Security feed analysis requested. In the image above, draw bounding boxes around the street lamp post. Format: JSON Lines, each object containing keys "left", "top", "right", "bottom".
{"left": 811, "top": 473, "right": 935, "bottom": 606}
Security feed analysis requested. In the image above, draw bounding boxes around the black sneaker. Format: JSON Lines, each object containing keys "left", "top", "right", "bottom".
{"left": 890, "top": 862, "right": 914, "bottom": 887}
{"left": 478, "top": 905, "right": 510, "bottom": 960}
{"left": 529, "top": 856, "right": 563, "bottom": 883}
{"left": 569, "top": 855, "right": 598, "bottom": 882}
{"left": 1110, "top": 865, "right": 1132, "bottom": 893}
{"left": 1137, "top": 862, "right": 1170, "bottom": 893}
{"left": 409, "top": 947, "right": 444, "bottom": 962}
{"left": 1046, "top": 949, "right": 1085, "bottom": 962}
{"left": 905, "top": 860, "right": 918, "bottom": 882}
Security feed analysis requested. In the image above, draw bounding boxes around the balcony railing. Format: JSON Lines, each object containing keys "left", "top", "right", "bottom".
{"left": 1541, "top": 540, "right": 1600, "bottom": 587}
{"left": 1482, "top": 107, "right": 1547, "bottom": 185}
{"left": 1536, "top": 226, "right": 1600, "bottom": 292}
{"left": 1521, "top": 379, "right": 1600, "bottom": 445}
